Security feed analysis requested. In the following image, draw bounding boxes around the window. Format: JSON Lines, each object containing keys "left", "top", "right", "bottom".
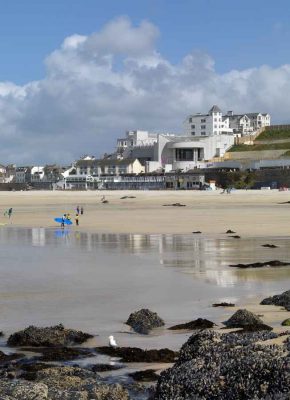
{"left": 214, "top": 125, "right": 217, "bottom": 128}
{"left": 201, "top": 118, "right": 206, "bottom": 123}
{"left": 189, "top": 117, "right": 192, "bottom": 123}
{"left": 214, "top": 131, "right": 217, "bottom": 134}
{"left": 201, "top": 125, "right": 206, "bottom": 129}
{"left": 191, "top": 124, "right": 195, "bottom": 129}
{"left": 214, "top": 118, "right": 217, "bottom": 122}
{"left": 201, "top": 131, "right": 206, "bottom": 136}
{"left": 176, "top": 149, "right": 193, "bottom": 161}
{"left": 191, "top": 132, "right": 195, "bottom": 136}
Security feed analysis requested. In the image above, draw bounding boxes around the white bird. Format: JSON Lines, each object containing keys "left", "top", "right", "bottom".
{"left": 108, "top": 335, "right": 118, "bottom": 348}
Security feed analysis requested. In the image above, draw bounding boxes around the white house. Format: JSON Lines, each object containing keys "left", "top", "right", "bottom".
{"left": 184, "top": 105, "right": 233, "bottom": 137}
{"left": 184, "top": 106, "right": 270, "bottom": 137}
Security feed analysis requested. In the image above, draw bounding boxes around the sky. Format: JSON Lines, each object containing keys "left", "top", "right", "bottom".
{"left": 0, "top": 0, "right": 290, "bottom": 164}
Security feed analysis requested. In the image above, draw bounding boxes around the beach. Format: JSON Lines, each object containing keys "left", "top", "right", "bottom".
{"left": 2, "top": 189, "right": 290, "bottom": 236}
{"left": 0, "top": 189, "right": 289, "bottom": 398}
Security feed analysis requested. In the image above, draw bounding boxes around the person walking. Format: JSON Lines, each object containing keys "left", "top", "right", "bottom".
{"left": 8, "top": 208, "right": 13, "bottom": 219}
{"left": 75, "top": 214, "right": 79, "bottom": 226}
{"left": 76, "top": 205, "right": 80, "bottom": 214}
{"left": 80, "top": 207, "right": 84, "bottom": 215}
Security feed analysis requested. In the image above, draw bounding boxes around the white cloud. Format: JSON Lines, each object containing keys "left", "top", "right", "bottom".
{"left": 0, "top": 16, "right": 289, "bottom": 164}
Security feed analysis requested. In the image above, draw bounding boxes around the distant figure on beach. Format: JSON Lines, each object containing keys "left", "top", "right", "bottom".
{"left": 8, "top": 208, "right": 13, "bottom": 219}
{"left": 76, "top": 205, "right": 80, "bottom": 214}
{"left": 66, "top": 213, "right": 71, "bottom": 221}
{"left": 75, "top": 214, "right": 79, "bottom": 226}
{"left": 61, "top": 215, "right": 65, "bottom": 229}
{"left": 80, "top": 207, "right": 84, "bottom": 215}
{"left": 101, "top": 196, "right": 108, "bottom": 204}
{"left": 109, "top": 335, "right": 118, "bottom": 348}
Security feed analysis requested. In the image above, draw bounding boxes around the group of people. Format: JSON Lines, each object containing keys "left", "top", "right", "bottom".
{"left": 61, "top": 205, "right": 84, "bottom": 228}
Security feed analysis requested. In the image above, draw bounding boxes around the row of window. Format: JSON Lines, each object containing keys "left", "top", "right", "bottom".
{"left": 191, "top": 132, "right": 206, "bottom": 136}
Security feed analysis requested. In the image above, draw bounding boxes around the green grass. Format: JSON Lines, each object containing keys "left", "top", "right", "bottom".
{"left": 228, "top": 142, "right": 290, "bottom": 152}
{"left": 257, "top": 128, "right": 290, "bottom": 140}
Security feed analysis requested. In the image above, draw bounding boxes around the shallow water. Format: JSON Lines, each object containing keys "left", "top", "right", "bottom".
{"left": 0, "top": 227, "right": 290, "bottom": 352}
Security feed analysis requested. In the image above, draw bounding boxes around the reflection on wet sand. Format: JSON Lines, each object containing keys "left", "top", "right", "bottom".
{"left": 1, "top": 228, "right": 290, "bottom": 288}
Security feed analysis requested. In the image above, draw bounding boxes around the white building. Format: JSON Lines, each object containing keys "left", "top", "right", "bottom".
{"left": 184, "top": 105, "right": 233, "bottom": 137}
{"left": 184, "top": 106, "right": 270, "bottom": 137}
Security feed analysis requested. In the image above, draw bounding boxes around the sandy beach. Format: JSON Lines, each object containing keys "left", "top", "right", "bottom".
{"left": 1, "top": 189, "right": 290, "bottom": 236}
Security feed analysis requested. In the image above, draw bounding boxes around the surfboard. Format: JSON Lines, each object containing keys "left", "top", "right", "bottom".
{"left": 54, "top": 218, "right": 73, "bottom": 225}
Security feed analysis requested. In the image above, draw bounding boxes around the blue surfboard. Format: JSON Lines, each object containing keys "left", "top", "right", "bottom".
{"left": 54, "top": 217, "right": 73, "bottom": 225}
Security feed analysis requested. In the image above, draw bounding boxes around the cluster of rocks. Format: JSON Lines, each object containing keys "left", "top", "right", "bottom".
{"left": 153, "top": 330, "right": 290, "bottom": 399}
{"left": 126, "top": 309, "right": 165, "bottom": 334}
{"left": 168, "top": 318, "right": 215, "bottom": 330}
{"left": 260, "top": 289, "right": 290, "bottom": 311}
{"left": 229, "top": 260, "right": 290, "bottom": 269}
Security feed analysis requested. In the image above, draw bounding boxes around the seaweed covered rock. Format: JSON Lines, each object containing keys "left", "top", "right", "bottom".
{"left": 96, "top": 346, "right": 176, "bottom": 362}
{"left": 0, "top": 380, "right": 48, "bottom": 399}
{"left": 261, "top": 290, "right": 290, "bottom": 311}
{"left": 168, "top": 318, "right": 215, "bottom": 330}
{"left": 126, "top": 309, "right": 164, "bottom": 334}
{"left": 8, "top": 324, "right": 93, "bottom": 347}
{"left": 154, "top": 330, "right": 290, "bottom": 399}
{"left": 223, "top": 309, "right": 272, "bottom": 330}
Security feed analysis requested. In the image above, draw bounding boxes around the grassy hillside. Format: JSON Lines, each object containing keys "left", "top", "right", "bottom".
{"left": 228, "top": 142, "right": 290, "bottom": 152}
{"left": 257, "top": 128, "right": 290, "bottom": 140}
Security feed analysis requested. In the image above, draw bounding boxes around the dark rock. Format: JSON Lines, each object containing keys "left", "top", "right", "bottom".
{"left": 96, "top": 346, "right": 177, "bottom": 362}
{"left": 129, "top": 369, "right": 159, "bottom": 382}
{"left": 8, "top": 324, "right": 93, "bottom": 347}
{"left": 192, "top": 231, "right": 202, "bottom": 234}
{"left": 153, "top": 330, "right": 290, "bottom": 399}
{"left": 261, "top": 289, "right": 290, "bottom": 311}
{"left": 262, "top": 244, "right": 279, "bottom": 248}
{"left": 162, "top": 203, "right": 186, "bottom": 207}
{"left": 226, "top": 229, "right": 236, "bottom": 234}
{"left": 224, "top": 309, "right": 272, "bottom": 330}
{"left": 35, "top": 347, "right": 95, "bottom": 362}
{"left": 91, "top": 363, "right": 123, "bottom": 372}
{"left": 18, "top": 362, "right": 55, "bottom": 381}
{"left": 229, "top": 235, "right": 241, "bottom": 238}
{"left": 168, "top": 318, "right": 215, "bottom": 330}
{"left": 126, "top": 308, "right": 165, "bottom": 334}
{"left": 229, "top": 260, "right": 290, "bottom": 269}
{"left": 0, "top": 380, "right": 48, "bottom": 399}
{"left": 212, "top": 302, "right": 235, "bottom": 307}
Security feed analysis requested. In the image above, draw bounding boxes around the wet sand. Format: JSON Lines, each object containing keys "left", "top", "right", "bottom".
{"left": 1, "top": 189, "right": 290, "bottom": 236}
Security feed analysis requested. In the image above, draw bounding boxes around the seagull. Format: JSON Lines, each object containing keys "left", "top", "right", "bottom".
{"left": 109, "top": 335, "right": 118, "bottom": 348}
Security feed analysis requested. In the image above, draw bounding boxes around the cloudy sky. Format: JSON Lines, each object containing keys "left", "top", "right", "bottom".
{"left": 0, "top": 0, "right": 290, "bottom": 164}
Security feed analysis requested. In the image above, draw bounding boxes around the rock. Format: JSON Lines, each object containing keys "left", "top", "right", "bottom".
{"left": 18, "top": 362, "right": 56, "bottom": 381}
{"left": 226, "top": 229, "right": 236, "bottom": 233}
{"left": 192, "top": 231, "right": 201, "bottom": 234}
{"left": 281, "top": 318, "right": 290, "bottom": 326}
{"left": 126, "top": 308, "right": 165, "bottom": 334}
{"left": 212, "top": 302, "right": 235, "bottom": 307}
{"left": 35, "top": 347, "right": 95, "bottom": 362}
{"left": 224, "top": 309, "right": 272, "bottom": 330}
{"left": 0, "top": 380, "right": 48, "bottom": 399}
{"left": 168, "top": 318, "right": 215, "bottom": 330}
{"left": 8, "top": 324, "right": 93, "bottom": 347}
{"left": 262, "top": 244, "right": 279, "bottom": 248}
{"left": 128, "top": 369, "right": 159, "bottom": 382}
{"left": 229, "top": 235, "right": 241, "bottom": 239}
{"left": 96, "top": 346, "right": 177, "bottom": 362}
{"left": 162, "top": 203, "right": 186, "bottom": 207}
{"left": 261, "top": 290, "right": 290, "bottom": 311}
{"left": 153, "top": 330, "right": 290, "bottom": 399}
{"left": 91, "top": 364, "right": 123, "bottom": 372}
{"left": 34, "top": 366, "right": 129, "bottom": 400}
{"left": 229, "top": 260, "right": 290, "bottom": 269}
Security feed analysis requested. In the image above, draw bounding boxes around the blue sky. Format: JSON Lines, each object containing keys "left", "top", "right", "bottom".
{"left": 0, "top": 0, "right": 289, "bottom": 84}
{"left": 0, "top": 0, "right": 290, "bottom": 163}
